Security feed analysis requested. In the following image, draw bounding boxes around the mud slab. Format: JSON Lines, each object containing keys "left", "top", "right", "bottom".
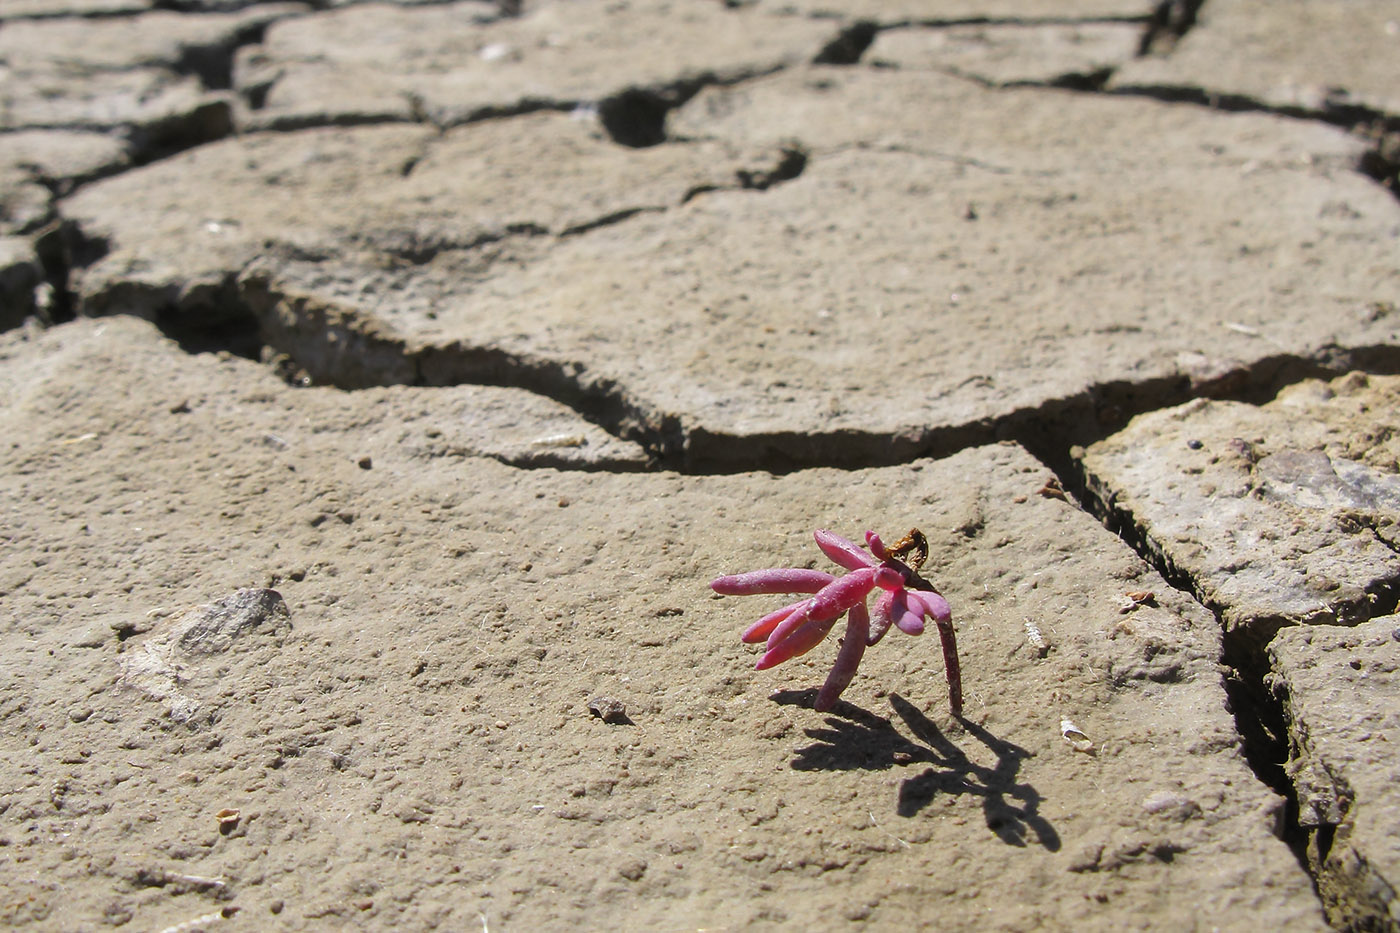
{"left": 63, "top": 69, "right": 1400, "bottom": 469}
{"left": 0, "top": 316, "right": 1321, "bottom": 930}
{"left": 1269, "top": 618, "right": 1400, "bottom": 931}
{"left": 1080, "top": 373, "right": 1400, "bottom": 639}
{"left": 1111, "top": 0, "right": 1400, "bottom": 115}
{"left": 3, "top": 0, "right": 1400, "bottom": 929}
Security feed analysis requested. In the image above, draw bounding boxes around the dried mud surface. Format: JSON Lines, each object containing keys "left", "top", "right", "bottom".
{"left": 2, "top": 1, "right": 1399, "bottom": 931}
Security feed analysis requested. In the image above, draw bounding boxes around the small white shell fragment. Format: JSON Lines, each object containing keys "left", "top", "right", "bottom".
{"left": 1061, "top": 718, "right": 1094, "bottom": 752}
{"left": 529, "top": 432, "right": 587, "bottom": 448}
{"left": 1024, "top": 618, "right": 1048, "bottom": 657}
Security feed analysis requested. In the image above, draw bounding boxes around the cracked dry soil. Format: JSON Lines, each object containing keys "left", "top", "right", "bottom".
{"left": 2, "top": 1, "right": 1400, "bottom": 931}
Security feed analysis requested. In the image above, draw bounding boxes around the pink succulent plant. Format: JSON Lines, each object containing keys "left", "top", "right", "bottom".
{"left": 711, "top": 529, "right": 962, "bottom": 715}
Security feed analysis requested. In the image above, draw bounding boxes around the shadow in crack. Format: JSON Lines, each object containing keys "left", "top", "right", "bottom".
{"left": 774, "top": 690, "right": 1060, "bottom": 850}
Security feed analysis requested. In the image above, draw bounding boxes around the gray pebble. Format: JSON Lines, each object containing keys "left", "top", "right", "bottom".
{"left": 588, "top": 697, "right": 629, "bottom": 724}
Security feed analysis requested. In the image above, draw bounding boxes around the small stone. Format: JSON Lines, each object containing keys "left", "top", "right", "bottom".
{"left": 494, "top": 720, "right": 508, "bottom": 729}
{"left": 102, "top": 901, "right": 134, "bottom": 926}
{"left": 176, "top": 589, "right": 291, "bottom": 654}
{"left": 72, "top": 626, "right": 110, "bottom": 648}
{"left": 1066, "top": 843, "right": 1105, "bottom": 873}
{"left": 67, "top": 707, "right": 93, "bottom": 723}
{"left": 845, "top": 903, "right": 873, "bottom": 921}
{"left": 357, "top": 456, "right": 372, "bottom": 469}
{"left": 109, "top": 616, "right": 154, "bottom": 639}
{"left": 1142, "top": 792, "right": 1201, "bottom": 821}
{"left": 587, "top": 697, "right": 629, "bottom": 724}
{"left": 618, "top": 857, "right": 647, "bottom": 881}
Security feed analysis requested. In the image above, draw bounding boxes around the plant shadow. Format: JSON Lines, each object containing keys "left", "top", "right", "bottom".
{"left": 772, "top": 689, "right": 1060, "bottom": 851}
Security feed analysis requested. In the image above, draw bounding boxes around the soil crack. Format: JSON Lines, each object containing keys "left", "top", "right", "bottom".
{"left": 96, "top": 259, "right": 1400, "bottom": 479}
{"left": 1047, "top": 380, "right": 1400, "bottom": 933}
{"left": 1092, "top": 85, "right": 1400, "bottom": 200}
{"left": 878, "top": 7, "right": 1400, "bottom": 201}
{"left": 595, "top": 64, "right": 789, "bottom": 148}
{"left": 1136, "top": 0, "right": 1205, "bottom": 56}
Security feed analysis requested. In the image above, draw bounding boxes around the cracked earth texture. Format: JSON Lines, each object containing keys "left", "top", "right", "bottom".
{"left": 1, "top": 1, "right": 1398, "bottom": 931}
